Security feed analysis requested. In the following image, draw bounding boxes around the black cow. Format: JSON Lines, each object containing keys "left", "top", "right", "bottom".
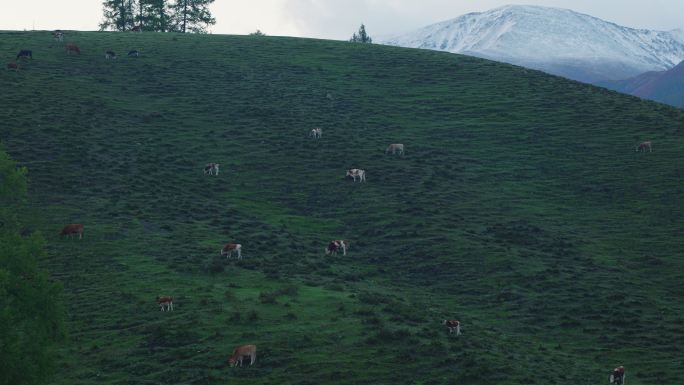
{"left": 127, "top": 50, "right": 140, "bottom": 57}
{"left": 16, "top": 50, "right": 32, "bottom": 60}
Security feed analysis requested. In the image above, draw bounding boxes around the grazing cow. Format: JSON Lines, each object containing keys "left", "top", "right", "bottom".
{"left": 636, "top": 141, "right": 652, "bottom": 152}
{"left": 610, "top": 366, "right": 625, "bottom": 385}
{"left": 59, "top": 224, "right": 84, "bottom": 239}
{"left": 66, "top": 44, "right": 80, "bottom": 55}
{"left": 385, "top": 143, "right": 405, "bottom": 156}
{"left": 53, "top": 31, "right": 64, "bottom": 41}
{"left": 228, "top": 344, "right": 257, "bottom": 367}
{"left": 131, "top": 25, "right": 143, "bottom": 33}
{"left": 221, "top": 243, "right": 242, "bottom": 259}
{"left": 128, "top": 50, "right": 140, "bottom": 57}
{"left": 16, "top": 50, "right": 32, "bottom": 60}
{"left": 105, "top": 51, "right": 117, "bottom": 59}
{"left": 442, "top": 320, "right": 461, "bottom": 335}
{"left": 310, "top": 128, "right": 322, "bottom": 139}
{"left": 346, "top": 168, "right": 366, "bottom": 182}
{"left": 7, "top": 63, "right": 19, "bottom": 71}
{"left": 204, "top": 163, "right": 219, "bottom": 175}
{"left": 157, "top": 295, "right": 173, "bottom": 311}
{"left": 325, "top": 240, "right": 348, "bottom": 256}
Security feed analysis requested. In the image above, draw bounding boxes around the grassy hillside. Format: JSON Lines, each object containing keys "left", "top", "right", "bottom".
{"left": 2, "top": 30, "right": 684, "bottom": 385}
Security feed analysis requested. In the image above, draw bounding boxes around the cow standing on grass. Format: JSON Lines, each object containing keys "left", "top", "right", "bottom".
{"left": 310, "top": 128, "right": 322, "bottom": 139}
{"left": 610, "top": 366, "right": 625, "bottom": 385}
{"left": 128, "top": 50, "right": 140, "bottom": 57}
{"left": 16, "top": 50, "right": 32, "bottom": 60}
{"left": 229, "top": 344, "right": 257, "bottom": 367}
{"left": 66, "top": 44, "right": 80, "bottom": 55}
{"left": 60, "top": 224, "right": 84, "bottom": 239}
{"left": 105, "top": 51, "right": 117, "bottom": 59}
{"left": 385, "top": 143, "right": 404, "bottom": 156}
{"left": 204, "top": 163, "right": 219, "bottom": 175}
{"left": 636, "top": 141, "right": 652, "bottom": 152}
{"left": 53, "top": 31, "right": 64, "bottom": 41}
{"left": 346, "top": 169, "right": 366, "bottom": 182}
{"left": 326, "top": 240, "right": 348, "bottom": 256}
{"left": 442, "top": 319, "right": 461, "bottom": 335}
{"left": 221, "top": 243, "right": 242, "bottom": 259}
{"left": 157, "top": 295, "right": 173, "bottom": 311}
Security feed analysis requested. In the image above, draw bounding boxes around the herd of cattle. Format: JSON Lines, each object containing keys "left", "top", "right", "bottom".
{"left": 38, "top": 30, "right": 644, "bottom": 379}
{"left": 55, "top": 130, "right": 460, "bottom": 368}
{"left": 6, "top": 30, "right": 140, "bottom": 71}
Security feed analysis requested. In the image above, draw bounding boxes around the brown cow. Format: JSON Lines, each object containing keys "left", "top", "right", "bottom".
{"left": 636, "top": 141, "right": 652, "bottom": 152}
{"left": 7, "top": 63, "right": 19, "bottom": 71}
{"left": 442, "top": 319, "right": 461, "bottom": 335}
{"left": 60, "top": 224, "right": 84, "bottom": 239}
{"left": 221, "top": 243, "right": 242, "bottom": 259}
{"left": 66, "top": 44, "right": 81, "bottom": 55}
{"left": 157, "top": 295, "right": 173, "bottom": 311}
{"left": 228, "top": 344, "right": 256, "bottom": 367}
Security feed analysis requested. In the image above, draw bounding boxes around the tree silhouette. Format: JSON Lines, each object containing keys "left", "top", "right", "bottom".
{"left": 350, "top": 24, "right": 372, "bottom": 43}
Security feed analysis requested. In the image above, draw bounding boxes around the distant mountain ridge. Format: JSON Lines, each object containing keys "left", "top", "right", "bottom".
{"left": 382, "top": 5, "right": 684, "bottom": 84}
{"left": 601, "top": 60, "right": 684, "bottom": 107}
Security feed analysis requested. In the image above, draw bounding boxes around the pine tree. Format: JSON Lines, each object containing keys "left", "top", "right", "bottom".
{"left": 100, "top": 0, "right": 136, "bottom": 31}
{"left": 350, "top": 24, "right": 372, "bottom": 43}
{"left": 169, "top": 0, "right": 216, "bottom": 33}
{"left": 141, "top": 0, "right": 171, "bottom": 32}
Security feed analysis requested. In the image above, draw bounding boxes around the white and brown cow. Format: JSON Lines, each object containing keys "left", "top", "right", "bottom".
{"left": 221, "top": 243, "right": 242, "bottom": 259}
{"left": 310, "top": 128, "right": 322, "bottom": 139}
{"left": 228, "top": 344, "right": 257, "bottom": 367}
{"left": 157, "top": 295, "right": 173, "bottom": 311}
{"left": 346, "top": 168, "right": 366, "bottom": 182}
{"left": 325, "top": 240, "right": 348, "bottom": 256}
{"left": 610, "top": 366, "right": 625, "bottom": 385}
{"left": 636, "top": 141, "right": 652, "bottom": 152}
{"left": 204, "top": 163, "right": 219, "bottom": 175}
{"left": 385, "top": 143, "right": 404, "bottom": 156}
{"left": 442, "top": 319, "right": 461, "bottom": 335}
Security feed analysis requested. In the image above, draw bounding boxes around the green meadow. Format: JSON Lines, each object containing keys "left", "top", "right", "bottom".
{"left": 1, "top": 30, "right": 684, "bottom": 384}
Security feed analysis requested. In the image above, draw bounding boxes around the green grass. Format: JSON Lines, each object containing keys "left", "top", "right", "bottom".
{"left": 2, "top": 30, "right": 684, "bottom": 384}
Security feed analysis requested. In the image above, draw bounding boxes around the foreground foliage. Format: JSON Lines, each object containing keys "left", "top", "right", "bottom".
{"left": 0, "top": 147, "right": 65, "bottom": 385}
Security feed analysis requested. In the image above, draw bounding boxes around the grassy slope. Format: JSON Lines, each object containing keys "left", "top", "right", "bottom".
{"left": 1, "top": 30, "right": 684, "bottom": 385}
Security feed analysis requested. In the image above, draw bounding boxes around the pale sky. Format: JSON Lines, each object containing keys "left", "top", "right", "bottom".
{"left": 2, "top": 0, "right": 683, "bottom": 39}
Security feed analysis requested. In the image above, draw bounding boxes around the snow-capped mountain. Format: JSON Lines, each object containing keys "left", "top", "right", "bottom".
{"left": 382, "top": 5, "right": 684, "bottom": 83}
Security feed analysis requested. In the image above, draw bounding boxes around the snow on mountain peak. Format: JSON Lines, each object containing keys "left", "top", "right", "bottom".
{"left": 382, "top": 5, "right": 684, "bottom": 82}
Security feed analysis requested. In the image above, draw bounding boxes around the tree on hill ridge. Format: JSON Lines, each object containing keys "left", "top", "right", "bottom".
{"left": 101, "top": 0, "right": 214, "bottom": 32}
{"left": 169, "top": 0, "right": 216, "bottom": 33}
{"left": 100, "top": 0, "right": 135, "bottom": 31}
{"left": 350, "top": 24, "right": 372, "bottom": 43}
